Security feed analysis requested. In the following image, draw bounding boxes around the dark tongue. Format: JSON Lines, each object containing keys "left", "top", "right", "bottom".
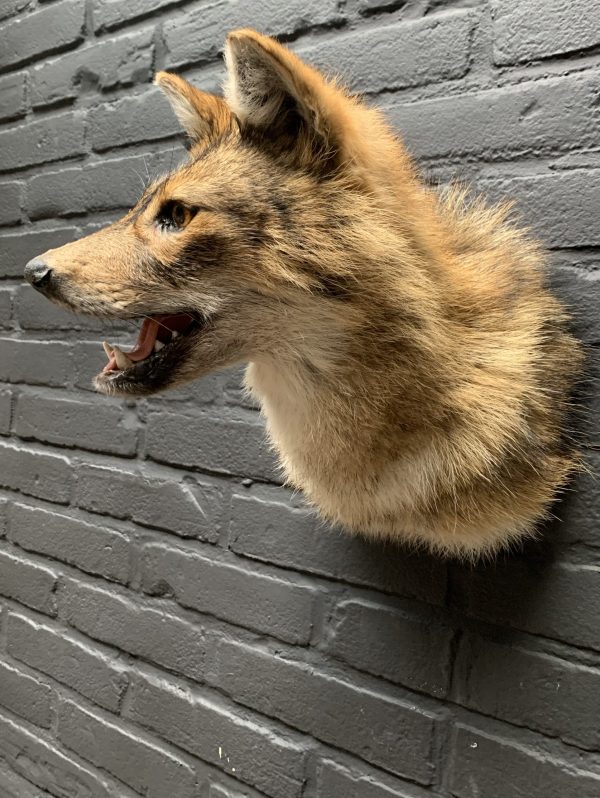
{"left": 103, "top": 314, "right": 192, "bottom": 372}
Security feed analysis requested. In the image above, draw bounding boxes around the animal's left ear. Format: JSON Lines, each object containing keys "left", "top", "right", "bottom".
{"left": 154, "top": 71, "right": 233, "bottom": 145}
{"left": 224, "top": 29, "right": 355, "bottom": 169}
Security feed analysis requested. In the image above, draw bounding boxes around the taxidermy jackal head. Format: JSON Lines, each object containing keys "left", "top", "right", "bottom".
{"left": 25, "top": 29, "right": 583, "bottom": 557}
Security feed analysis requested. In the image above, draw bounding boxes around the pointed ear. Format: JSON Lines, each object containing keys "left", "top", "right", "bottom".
{"left": 224, "top": 29, "right": 352, "bottom": 167}
{"left": 154, "top": 71, "right": 234, "bottom": 145}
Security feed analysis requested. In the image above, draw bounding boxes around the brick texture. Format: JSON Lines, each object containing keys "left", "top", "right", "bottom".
{"left": 31, "top": 29, "right": 154, "bottom": 108}
{"left": 1, "top": 2, "right": 599, "bottom": 797}
{"left": 0, "top": 112, "right": 86, "bottom": 170}
{"left": 492, "top": 0, "right": 600, "bottom": 65}
{"left": 0, "top": 72, "right": 28, "bottom": 123}
{"left": 0, "top": 0, "right": 85, "bottom": 70}
{"left": 0, "top": 658, "right": 54, "bottom": 728}
{"left": 125, "top": 670, "right": 307, "bottom": 798}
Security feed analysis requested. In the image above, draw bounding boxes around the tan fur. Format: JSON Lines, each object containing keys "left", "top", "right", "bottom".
{"left": 32, "top": 30, "right": 583, "bottom": 557}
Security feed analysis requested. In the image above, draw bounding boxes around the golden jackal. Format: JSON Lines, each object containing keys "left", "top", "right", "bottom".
{"left": 25, "top": 30, "right": 583, "bottom": 557}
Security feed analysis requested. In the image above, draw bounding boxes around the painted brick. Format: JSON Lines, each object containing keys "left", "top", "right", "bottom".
{"left": 0, "top": 0, "right": 84, "bottom": 69}
{"left": 94, "top": 0, "right": 185, "bottom": 32}
{"left": 478, "top": 170, "right": 600, "bottom": 249}
{"left": 451, "top": 559, "right": 600, "bottom": 652}
{"left": 0, "top": 762, "right": 52, "bottom": 798}
{"left": 146, "top": 410, "right": 279, "bottom": 481}
{"left": 0, "top": 441, "right": 73, "bottom": 504}
{"left": 126, "top": 671, "right": 307, "bottom": 798}
{"left": 358, "top": 0, "right": 412, "bottom": 10}
{"left": 326, "top": 598, "right": 454, "bottom": 697}
{"left": 14, "top": 285, "right": 110, "bottom": 331}
{"left": 454, "top": 634, "right": 600, "bottom": 751}
{"left": 209, "top": 638, "right": 438, "bottom": 785}
{"left": 0, "top": 658, "right": 54, "bottom": 728}
{"left": 58, "top": 700, "right": 197, "bottom": 798}
{"left": 0, "top": 113, "right": 86, "bottom": 171}
{"left": 0, "top": 72, "right": 27, "bottom": 122}
{"left": 0, "top": 339, "right": 71, "bottom": 387}
{"left": 89, "top": 88, "right": 181, "bottom": 151}
{"left": 143, "top": 369, "right": 225, "bottom": 406}
{"left": 0, "top": 548, "right": 58, "bottom": 616}
{"left": 299, "top": 11, "right": 475, "bottom": 93}
{"left": 386, "top": 71, "right": 600, "bottom": 162}
{"left": 7, "top": 612, "right": 128, "bottom": 713}
{"left": 317, "top": 759, "right": 428, "bottom": 798}
{"left": 492, "top": 0, "right": 600, "bottom": 65}
{"left": 0, "top": 388, "right": 12, "bottom": 434}
{"left": 550, "top": 268, "right": 600, "bottom": 345}
{"left": 164, "top": 0, "right": 342, "bottom": 69}
{"left": 27, "top": 153, "right": 159, "bottom": 219}
{"left": 0, "top": 711, "right": 136, "bottom": 798}
{"left": 0, "top": 227, "right": 78, "bottom": 279}
{"left": 0, "top": 498, "right": 8, "bottom": 538}
{"left": 140, "top": 542, "right": 317, "bottom": 645}
{"left": 546, "top": 451, "right": 600, "bottom": 551}
{"left": 76, "top": 462, "right": 223, "bottom": 541}
{"left": 0, "top": 0, "right": 31, "bottom": 23}
{"left": 31, "top": 29, "right": 155, "bottom": 108}
{"left": 59, "top": 578, "right": 206, "bottom": 681}
{"left": 0, "top": 287, "right": 13, "bottom": 328}
{"left": 0, "top": 181, "right": 22, "bottom": 226}
{"left": 14, "top": 391, "right": 138, "bottom": 456}
{"left": 229, "top": 490, "right": 448, "bottom": 604}
{"left": 209, "top": 783, "right": 269, "bottom": 798}
{"left": 449, "top": 724, "right": 600, "bottom": 798}
{"left": 7, "top": 502, "right": 130, "bottom": 584}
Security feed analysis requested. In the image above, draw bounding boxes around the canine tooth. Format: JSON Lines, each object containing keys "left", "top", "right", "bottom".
{"left": 102, "top": 341, "right": 113, "bottom": 359}
{"left": 112, "top": 345, "right": 133, "bottom": 370}
{"left": 171, "top": 331, "right": 180, "bottom": 339}
{"left": 154, "top": 340, "right": 165, "bottom": 352}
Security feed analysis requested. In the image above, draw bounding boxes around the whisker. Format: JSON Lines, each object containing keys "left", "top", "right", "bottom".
{"left": 76, "top": 305, "right": 197, "bottom": 334}
{"left": 131, "top": 168, "right": 147, "bottom": 192}
{"left": 142, "top": 155, "right": 151, "bottom": 187}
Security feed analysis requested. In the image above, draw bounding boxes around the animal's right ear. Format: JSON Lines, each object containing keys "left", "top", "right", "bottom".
{"left": 154, "top": 71, "right": 233, "bottom": 146}
{"left": 223, "top": 29, "right": 352, "bottom": 169}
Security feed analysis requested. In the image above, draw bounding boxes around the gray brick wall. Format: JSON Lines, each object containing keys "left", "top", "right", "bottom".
{"left": 0, "top": 1, "right": 599, "bottom": 796}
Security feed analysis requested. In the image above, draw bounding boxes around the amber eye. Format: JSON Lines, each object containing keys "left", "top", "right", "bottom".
{"left": 157, "top": 200, "right": 193, "bottom": 232}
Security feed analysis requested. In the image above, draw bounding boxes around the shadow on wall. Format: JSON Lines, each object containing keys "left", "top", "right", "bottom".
{"left": 447, "top": 290, "right": 600, "bottom": 651}
{"left": 352, "top": 446, "right": 600, "bottom": 644}
{"left": 336, "top": 288, "right": 600, "bottom": 721}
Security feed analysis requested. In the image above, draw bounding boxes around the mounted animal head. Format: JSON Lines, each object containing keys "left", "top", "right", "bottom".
{"left": 24, "top": 29, "right": 583, "bottom": 557}
{"left": 24, "top": 28, "right": 423, "bottom": 397}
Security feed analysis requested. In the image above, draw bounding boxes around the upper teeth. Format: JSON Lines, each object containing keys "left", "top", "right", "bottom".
{"left": 154, "top": 340, "right": 165, "bottom": 352}
{"left": 172, "top": 331, "right": 179, "bottom": 339}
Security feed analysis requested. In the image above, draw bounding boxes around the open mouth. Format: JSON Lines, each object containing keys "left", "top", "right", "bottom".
{"left": 95, "top": 312, "right": 206, "bottom": 395}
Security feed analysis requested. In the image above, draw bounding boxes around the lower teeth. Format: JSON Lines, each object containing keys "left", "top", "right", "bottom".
{"left": 113, "top": 346, "right": 133, "bottom": 370}
{"left": 102, "top": 317, "right": 190, "bottom": 374}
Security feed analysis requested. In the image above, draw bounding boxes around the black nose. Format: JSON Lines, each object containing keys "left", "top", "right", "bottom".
{"left": 24, "top": 258, "right": 53, "bottom": 291}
